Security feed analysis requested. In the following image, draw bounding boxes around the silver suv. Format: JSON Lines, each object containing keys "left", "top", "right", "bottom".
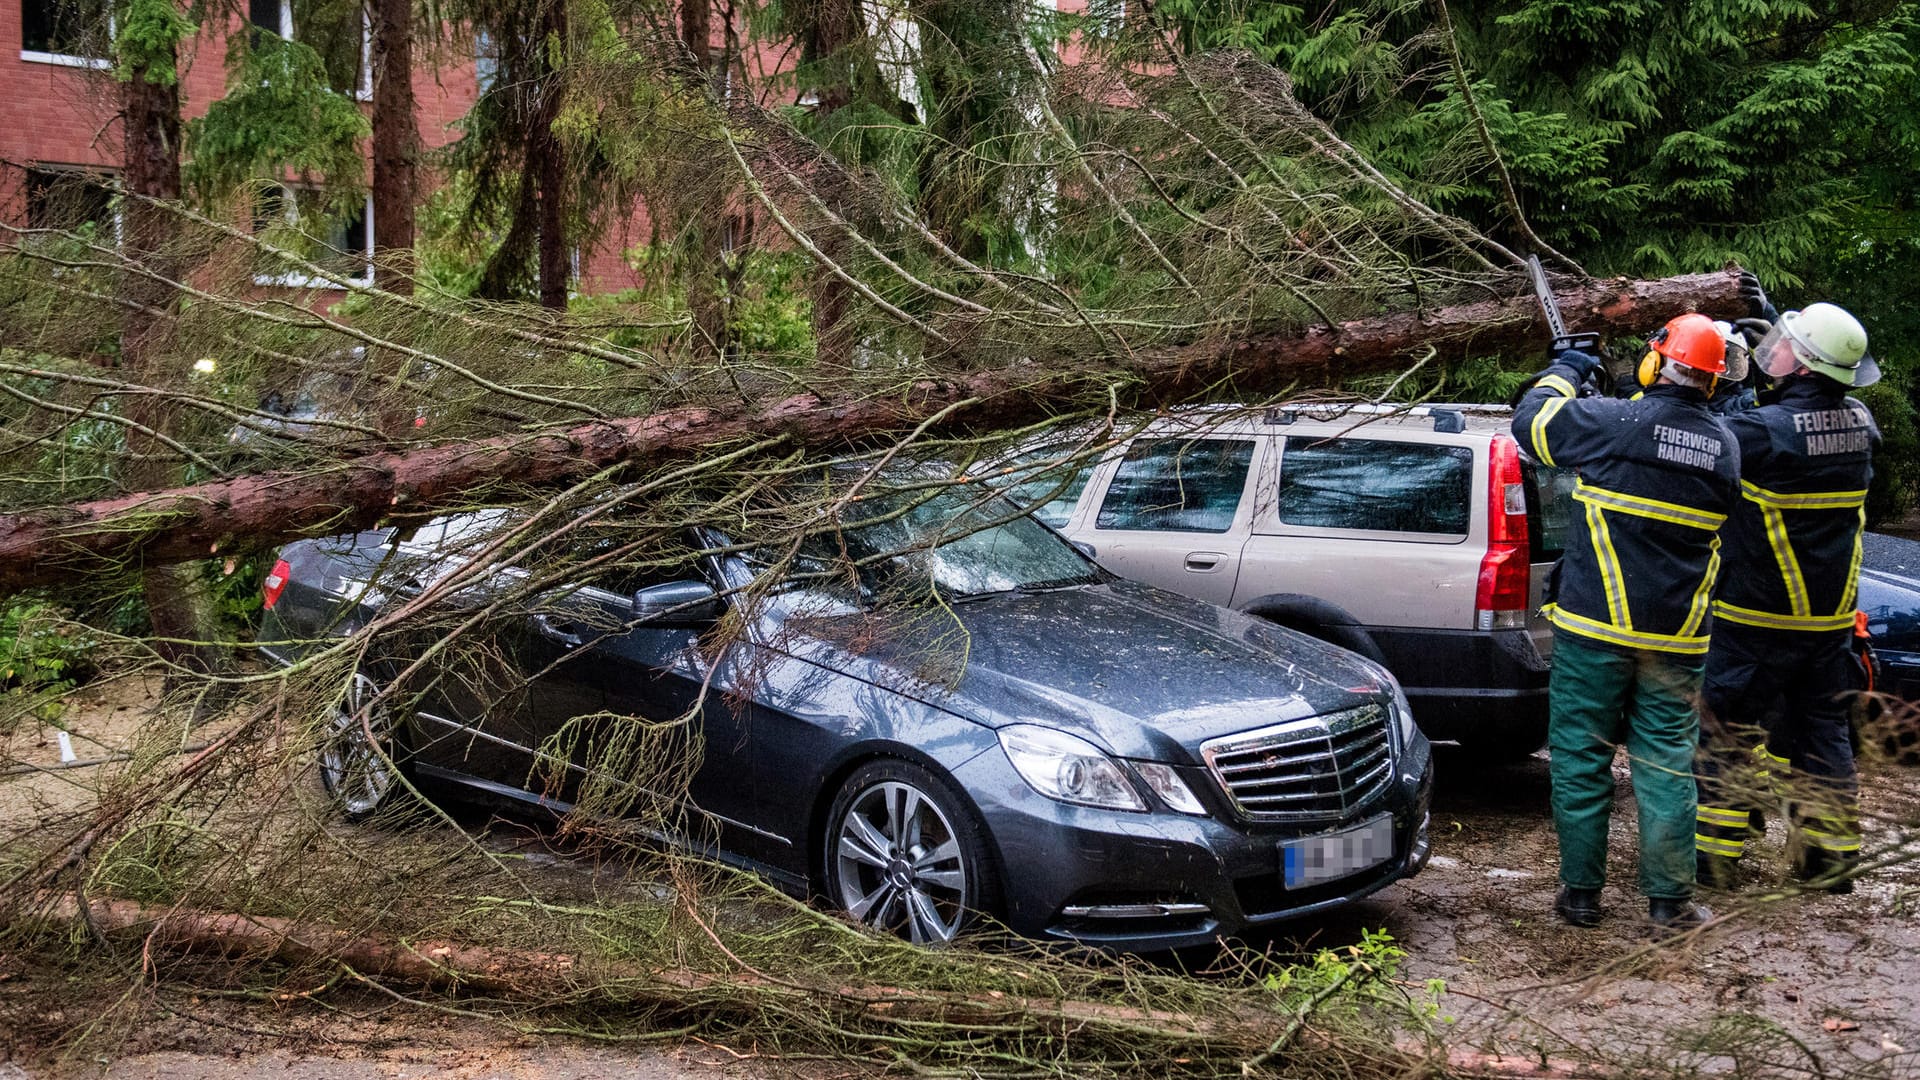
{"left": 1001, "top": 404, "right": 1577, "bottom": 756}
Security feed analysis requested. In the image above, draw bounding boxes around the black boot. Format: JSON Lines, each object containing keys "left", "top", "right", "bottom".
{"left": 1794, "top": 846, "right": 1857, "bottom": 895}
{"left": 1696, "top": 850, "right": 1739, "bottom": 891}
{"left": 1748, "top": 808, "right": 1767, "bottom": 837}
{"left": 1554, "top": 886, "right": 1603, "bottom": 928}
{"left": 1648, "top": 897, "right": 1712, "bottom": 937}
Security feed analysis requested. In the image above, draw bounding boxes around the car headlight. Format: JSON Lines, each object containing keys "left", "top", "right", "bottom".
{"left": 999, "top": 725, "right": 1146, "bottom": 812}
{"left": 1389, "top": 681, "right": 1417, "bottom": 745}
{"left": 1132, "top": 761, "right": 1207, "bottom": 815}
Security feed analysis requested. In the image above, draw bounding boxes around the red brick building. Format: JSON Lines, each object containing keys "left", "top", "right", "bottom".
{"left": 0, "top": 0, "right": 650, "bottom": 297}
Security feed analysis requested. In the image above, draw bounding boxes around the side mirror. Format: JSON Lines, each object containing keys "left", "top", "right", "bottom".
{"left": 632, "top": 579, "right": 723, "bottom": 626}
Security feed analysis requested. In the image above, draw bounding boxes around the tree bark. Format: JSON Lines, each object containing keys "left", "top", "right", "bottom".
{"left": 121, "top": 41, "right": 224, "bottom": 676}
{"left": 369, "top": 0, "right": 418, "bottom": 295}
{"left": 679, "top": 0, "right": 710, "bottom": 68}
{"left": 535, "top": 0, "right": 571, "bottom": 310}
{"left": 0, "top": 270, "right": 1743, "bottom": 594}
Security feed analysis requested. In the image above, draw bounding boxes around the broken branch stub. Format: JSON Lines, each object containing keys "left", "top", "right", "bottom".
{"left": 0, "top": 269, "right": 1741, "bottom": 594}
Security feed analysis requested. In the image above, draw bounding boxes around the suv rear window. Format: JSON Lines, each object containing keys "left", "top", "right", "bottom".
{"left": 1524, "top": 463, "right": 1579, "bottom": 561}
{"left": 1095, "top": 438, "right": 1255, "bottom": 534}
{"left": 1277, "top": 438, "right": 1471, "bottom": 535}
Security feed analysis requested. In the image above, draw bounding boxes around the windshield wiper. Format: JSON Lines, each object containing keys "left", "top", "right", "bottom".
{"left": 1017, "top": 575, "right": 1101, "bottom": 592}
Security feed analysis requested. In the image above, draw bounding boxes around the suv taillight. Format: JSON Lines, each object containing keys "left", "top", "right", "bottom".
{"left": 1475, "top": 435, "right": 1530, "bottom": 631}
{"left": 262, "top": 558, "right": 292, "bottom": 610}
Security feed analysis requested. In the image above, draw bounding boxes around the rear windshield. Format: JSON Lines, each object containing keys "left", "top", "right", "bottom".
{"left": 1524, "top": 463, "right": 1579, "bottom": 561}
{"left": 1276, "top": 437, "right": 1472, "bottom": 535}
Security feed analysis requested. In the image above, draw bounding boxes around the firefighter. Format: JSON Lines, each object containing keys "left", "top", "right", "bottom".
{"left": 1512, "top": 313, "right": 1737, "bottom": 933}
{"left": 1696, "top": 299, "right": 1880, "bottom": 894}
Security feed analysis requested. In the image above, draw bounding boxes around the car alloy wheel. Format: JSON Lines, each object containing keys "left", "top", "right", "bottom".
{"left": 828, "top": 763, "right": 987, "bottom": 945}
{"left": 319, "top": 672, "right": 402, "bottom": 819}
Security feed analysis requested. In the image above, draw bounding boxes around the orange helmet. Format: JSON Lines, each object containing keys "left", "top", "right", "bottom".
{"left": 1649, "top": 312, "right": 1728, "bottom": 374}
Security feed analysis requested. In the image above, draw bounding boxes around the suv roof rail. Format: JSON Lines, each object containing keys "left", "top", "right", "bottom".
{"left": 1261, "top": 402, "right": 1513, "bottom": 429}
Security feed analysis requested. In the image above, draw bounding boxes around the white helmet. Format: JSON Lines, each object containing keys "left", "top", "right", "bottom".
{"left": 1756, "top": 302, "right": 1878, "bottom": 387}
{"left": 1712, "top": 320, "right": 1750, "bottom": 383}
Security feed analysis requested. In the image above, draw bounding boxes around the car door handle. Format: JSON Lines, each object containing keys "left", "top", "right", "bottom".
{"left": 531, "top": 613, "right": 584, "bottom": 647}
{"left": 1184, "top": 552, "right": 1226, "bottom": 572}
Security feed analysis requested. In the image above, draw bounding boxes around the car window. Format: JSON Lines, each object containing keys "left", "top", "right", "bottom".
{"left": 995, "top": 446, "right": 1098, "bottom": 529}
{"left": 1095, "top": 438, "right": 1255, "bottom": 534}
{"left": 1524, "top": 462, "right": 1579, "bottom": 561}
{"left": 1276, "top": 438, "right": 1471, "bottom": 535}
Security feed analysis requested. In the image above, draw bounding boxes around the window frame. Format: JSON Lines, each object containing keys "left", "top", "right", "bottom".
{"left": 252, "top": 0, "right": 372, "bottom": 100}
{"left": 19, "top": 0, "right": 114, "bottom": 68}
{"left": 21, "top": 164, "right": 123, "bottom": 245}
{"left": 251, "top": 183, "right": 375, "bottom": 289}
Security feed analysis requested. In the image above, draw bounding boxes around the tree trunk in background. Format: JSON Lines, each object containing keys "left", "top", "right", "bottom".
{"left": 369, "top": 0, "right": 417, "bottom": 294}
{"left": 369, "top": 0, "right": 419, "bottom": 439}
{"left": 679, "top": 0, "right": 709, "bottom": 68}
{"left": 121, "top": 45, "right": 224, "bottom": 678}
{"left": 535, "top": 0, "right": 570, "bottom": 310}
{"left": 794, "top": 0, "right": 860, "bottom": 365}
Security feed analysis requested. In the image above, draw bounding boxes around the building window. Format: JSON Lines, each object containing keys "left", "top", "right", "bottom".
{"left": 21, "top": 0, "right": 111, "bottom": 66}
{"left": 475, "top": 29, "right": 499, "bottom": 94}
{"left": 253, "top": 184, "right": 373, "bottom": 288}
{"left": 250, "top": 0, "right": 370, "bottom": 100}
{"left": 23, "top": 167, "right": 119, "bottom": 238}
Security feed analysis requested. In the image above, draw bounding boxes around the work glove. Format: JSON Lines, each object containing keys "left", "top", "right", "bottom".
{"left": 1737, "top": 270, "right": 1779, "bottom": 323}
{"left": 1553, "top": 348, "right": 1603, "bottom": 382}
{"left": 1734, "top": 317, "right": 1773, "bottom": 347}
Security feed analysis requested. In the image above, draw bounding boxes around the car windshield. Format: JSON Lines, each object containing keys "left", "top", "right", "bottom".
{"left": 784, "top": 487, "right": 1102, "bottom": 602}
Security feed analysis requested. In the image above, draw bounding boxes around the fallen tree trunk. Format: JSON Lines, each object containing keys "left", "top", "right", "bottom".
{"left": 18, "top": 893, "right": 1607, "bottom": 1077}
{"left": 0, "top": 269, "right": 1741, "bottom": 594}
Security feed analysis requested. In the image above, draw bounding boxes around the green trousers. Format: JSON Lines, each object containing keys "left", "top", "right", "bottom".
{"left": 1548, "top": 634, "right": 1703, "bottom": 900}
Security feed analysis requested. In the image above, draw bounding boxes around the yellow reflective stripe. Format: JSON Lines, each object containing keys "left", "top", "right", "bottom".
{"left": 1838, "top": 505, "right": 1866, "bottom": 615}
{"left": 1696, "top": 835, "right": 1745, "bottom": 856}
{"left": 1739, "top": 481, "right": 1869, "bottom": 510}
{"left": 1679, "top": 536, "right": 1721, "bottom": 638}
{"left": 1764, "top": 751, "right": 1790, "bottom": 768}
{"left": 1801, "top": 828, "right": 1862, "bottom": 853}
{"left": 1586, "top": 501, "right": 1631, "bottom": 629}
{"left": 1711, "top": 601, "right": 1856, "bottom": 633}
{"left": 1531, "top": 395, "right": 1571, "bottom": 466}
{"left": 1574, "top": 481, "right": 1727, "bottom": 531}
{"left": 1756, "top": 503, "right": 1812, "bottom": 617}
{"left": 1538, "top": 374, "right": 1578, "bottom": 399}
{"left": 1547, "top": 606, "right": 1711, "bottom": 655}
{"left": 1698, "top": 807, "right": 1750, "bottom": 827}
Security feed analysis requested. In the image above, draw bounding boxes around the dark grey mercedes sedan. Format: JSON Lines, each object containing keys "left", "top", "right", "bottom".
{"left": 259, "top": 488, "right": 1433, "bottom": 951}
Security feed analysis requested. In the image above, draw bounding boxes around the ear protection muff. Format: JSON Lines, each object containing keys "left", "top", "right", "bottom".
{"left": 1638, "top": 350, "right": 1662, "bottom": 387}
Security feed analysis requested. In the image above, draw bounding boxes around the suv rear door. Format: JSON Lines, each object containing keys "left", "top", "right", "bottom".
{"left": 1521, "top": 461, "right": 1579, "bottom": 660}
{"left": 1067, "top": 435, "right": 1262, "bottom": 606}
{"left": 1232, "top": 429, "right": 1481, "bottom": 628}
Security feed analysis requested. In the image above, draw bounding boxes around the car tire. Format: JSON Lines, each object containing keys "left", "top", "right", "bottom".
{"left": 823, "top": 759, "right": 1000, "bottom": 946}
{"left": 1264, "top": 616, "right": 1389, "bottom": 667}
{"left": 318, "top": 671, "right": 410, "bottom": 821}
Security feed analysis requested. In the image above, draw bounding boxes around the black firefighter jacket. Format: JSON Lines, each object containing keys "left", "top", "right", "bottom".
{"left": 1513, "top": 365, "right": 1740, "bottom": 656}
{"left": 1713, "top": 375, "right": 1880, "bottom": 634}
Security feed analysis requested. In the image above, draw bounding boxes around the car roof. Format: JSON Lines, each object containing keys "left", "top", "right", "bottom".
{"left": 1127, "top": 401, "right": 1516, "bottom": 441}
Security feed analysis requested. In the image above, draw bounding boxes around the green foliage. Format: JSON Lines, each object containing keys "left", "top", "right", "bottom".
{"left": 1141, "top": 0, "right": 1920, "bottom": 517}
{"left": 183, "top": 34, "right": 371, "bottom": 215}
{"left": 112, "top": 0, "right": 194, "bottom": 84}
{"left": 2, "top": 597, "right": 99, "bottom": 695}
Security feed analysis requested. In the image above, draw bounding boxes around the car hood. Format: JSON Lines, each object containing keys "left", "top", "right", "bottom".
{"left": 770, "top": 579, "right": 1394, "bottom": 762}
{"left": 1859, "top": 532, "right": 1920, "bottom": 651}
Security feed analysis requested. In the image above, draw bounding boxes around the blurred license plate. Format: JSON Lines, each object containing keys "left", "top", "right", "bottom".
{"left": 1281, "top": 815, "right": 1394, "bottom": 889}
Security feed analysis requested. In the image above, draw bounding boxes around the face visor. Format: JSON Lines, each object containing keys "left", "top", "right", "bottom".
{"left": 1756, "top": 313, "right": 1882, "bottom": 386}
